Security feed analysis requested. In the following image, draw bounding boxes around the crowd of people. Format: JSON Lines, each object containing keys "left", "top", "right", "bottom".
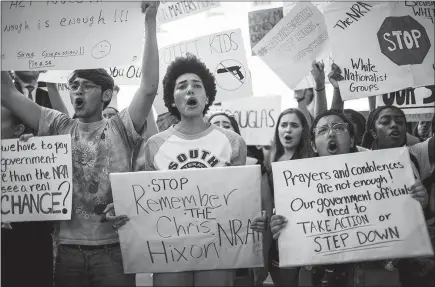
{"left": 1, "top": 1, "right": 434, "bottom": 287}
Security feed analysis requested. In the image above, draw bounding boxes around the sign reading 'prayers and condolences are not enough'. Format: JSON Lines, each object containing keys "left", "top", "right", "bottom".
{"left": 110, "top": 166, "right": 263, "bottom": 273}
{"left": 1, "top": 135, "right": 73, "bottom": 222}
{"left": 272, "top": 147, "right": 433, "bottom": 267}
{"left": 1, "top": 1, "right": 144, "bottom": 71}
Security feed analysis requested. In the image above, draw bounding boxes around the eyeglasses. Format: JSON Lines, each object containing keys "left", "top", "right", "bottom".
{"left": 314, "top": 123, "right": 348, "bottom": 137}
{"left": 67, "top": 82, "right": 100, "bottom": 93}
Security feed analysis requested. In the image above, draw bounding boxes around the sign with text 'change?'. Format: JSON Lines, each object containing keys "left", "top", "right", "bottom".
{"left": 323, "top": 2, "right": 435, "bottom": 101}
{"left": 376, "top": 86, "right": 435, "bottom": 121}
{"left": 110, "top": 166, "right": 263, "bottom": 273}
{"left": 1, "top": 135, "right": 73, "bottom": 222}
{"left": 272, "top": 147, "right": 433, "bottom": 267}
{"left": 157, "top": 1, "right": 220, "bottom": 24}
{"left": 252, "top": 2, "right": 330, "bottom": 89}
{"left": 220, "top": 96, "right": 281, "bottom": 146}
{"left": 1, "top": 1, "right": 144, "bottom": 71}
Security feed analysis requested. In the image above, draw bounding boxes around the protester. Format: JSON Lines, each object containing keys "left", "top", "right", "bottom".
{"left": 270, "top": 110, "right": 428, "bottom": 287}
{"left": 1, "top": 2, "right": 159, "bottom": 286}
{"left": 103, "top": 106, "right": 119, "bottom": 119}
{"left": 413, "top": 121, "right": 432, "bottom": 142}
{"left": 361, "top": 105, "right": 434, "bottom": 287}
{"left": 1, "top": 106, "right": 54, "bottom": 287}
{"left": 264, "top": 108, "right": 313, "bottom": 287}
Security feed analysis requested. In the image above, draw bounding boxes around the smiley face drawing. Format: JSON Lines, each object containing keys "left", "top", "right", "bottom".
{"left": 91, "top": 40, "right": 111, "bottom": 59}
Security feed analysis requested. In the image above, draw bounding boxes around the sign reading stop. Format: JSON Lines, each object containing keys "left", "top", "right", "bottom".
{"left": 377, "top": 15, "right": 431, "bottom": 66}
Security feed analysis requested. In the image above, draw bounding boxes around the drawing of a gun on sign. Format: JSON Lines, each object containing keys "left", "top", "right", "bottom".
{"left": 217, "top": 65, "right": 245, "bottom": 81}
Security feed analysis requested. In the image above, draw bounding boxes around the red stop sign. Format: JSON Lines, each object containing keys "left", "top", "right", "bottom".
{"left": 377, "top": 15, "right": 431, "bottom": 65}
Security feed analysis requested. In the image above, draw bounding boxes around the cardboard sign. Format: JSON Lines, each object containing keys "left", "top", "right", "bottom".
{"left": 252, "top": 2, "right": 330, "bottom": 89}
{"left": 157, "top": 1, "right": 220, "bottom": 24}
{"left": 108, "top": 28, "right": 253, "bottom": 115}
{"left": 272, "top": 147, "right": 433, "bottom": 267}
{"left": 110, "top": 166, "right": 263, "bottom": 273}
{"left": 1, "top": 1, "right": 144, "bottom": 71}
{"left": 376, "top": 86, "right": 435, "bottom": 121}
{"left": 249, "top": 7, "right": 284, "bottom": 55}
{"left": 1, "top": 135, "right": 73, "bottom": 222}
{"left": 323, "top": 1, "right": 435, "bottom": 100}
{"left": 219, "top": 96, "right": 281, "bottom": 145}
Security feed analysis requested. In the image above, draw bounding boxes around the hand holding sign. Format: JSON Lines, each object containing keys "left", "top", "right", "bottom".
{"left": 142, "top": 1, "right": 160, "bottom": 19}
{"left": 409, "top": 180, "right": 429, "bottom": 208}
{"left": 270, "top": 214, "right": 287, "bottom": 240}
{"left": 102, "top": 203, "right": 130, "bottom": 230}
{"left": 328, "top": 63, "right": 344, "bottom": 89}
{"left": 311, "top": 60, "right": 326, "bottom": 90}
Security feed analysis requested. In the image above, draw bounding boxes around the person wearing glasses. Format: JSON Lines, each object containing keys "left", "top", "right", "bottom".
{"left": 0, "top": 2, "right": 159, "bottom": 286}
{"left": 269, "top": 110, "right": 427, "bottom": 287}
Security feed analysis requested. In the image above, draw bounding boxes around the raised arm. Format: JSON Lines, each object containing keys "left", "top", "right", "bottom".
{"left": 295, "top": 90, "right": 313, "bottom": 127}
{"left": 47, "top": 83, "right": 69, "bottom": 115}
{"left": 329, "top": 63, "right": 344, "bottom": 111}
{"left": 1, "top": 71, "right": 41, "bottom": 131}
{"left": 128, "top": 1, "right": 160, "bottom": 133}
{"left": 311, "top": 60, "right": 328, "bottom": 117}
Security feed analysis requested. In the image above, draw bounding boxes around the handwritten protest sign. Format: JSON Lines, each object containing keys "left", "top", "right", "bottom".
{"left": 323, "top": 2, "right": 435, "bottom": 101}
{"left": 157, "top": 1, "right": 220, "bottom": 24}
{"left": 283, "top": 1, "right": 332, "bottom": 16}
{"left": 249, "top": 7, "right": 284, "bottom": 55}
{"left": 107, "top": 28, "right": 253, "bottom": 114}
{"left": 252, "top": 2, "right": 330, "bottom": 89}
{"left": 272, "top": 147, "right": 433, "bottom": 267}
{"left": 110, "top": 166, "right": 263, "bottom": 273}
{"left": 1, "top": 135, "right": 73, "bottom": 222}
{"left": 1, "top": 1, "right": 143, "bottom": 71}
{"left": 220, "top": 96, "right": 281, "bottom": 145}
{"left": 376, "top": 86, "right": 435, "bottom": 122}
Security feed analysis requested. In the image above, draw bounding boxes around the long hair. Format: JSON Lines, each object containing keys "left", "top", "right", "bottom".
{"left": 361, "top": 106, "right": 407, "bottom": 150}
{"left": 268, "top": 108, "right": 312, "bottom": 164}
{"left": 310, "top": 109, "right": 358, "bottom": 156}
{"left": 343, "top": 109, "right": 366, "bottom": 146}
{"left": 207, "top": 112, "right": 241, "bottom": 135}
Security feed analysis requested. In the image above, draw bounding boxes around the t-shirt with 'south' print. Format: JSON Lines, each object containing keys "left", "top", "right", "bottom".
{"left": 143, "top": 124, "right": 247, "bottom": 171}
{"left": 38, "top": 107, "right": 141, "bottom": 245}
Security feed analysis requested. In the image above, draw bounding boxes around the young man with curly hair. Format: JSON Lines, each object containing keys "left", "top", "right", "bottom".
{"left": 143, "top": 54, "right": 247, "bottom": 286}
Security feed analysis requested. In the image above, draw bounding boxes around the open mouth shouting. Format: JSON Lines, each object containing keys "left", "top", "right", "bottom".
{"left": 327, "top": 140, "right": 339, "bottom": 154}
{"left": 75, "top": 98, "right": 85, "bottom": 110}
{"left": 389, "top": 130, "right": 401, "bottom": 139}
{"left": 284, "top": 134, "right": 292, "bottom": 143}
{"left": 186, "top": 97, "right": 198, "bottom": 109}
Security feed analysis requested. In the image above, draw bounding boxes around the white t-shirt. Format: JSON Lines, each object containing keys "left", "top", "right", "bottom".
{"left": 143, "top": 124, "right": 247, "bottom": 171}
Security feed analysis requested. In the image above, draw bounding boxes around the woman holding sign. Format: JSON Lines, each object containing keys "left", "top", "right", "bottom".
{"left": 265, "top": 108, "right": 313, "bottom": 287}
{"left": 361, "top": 106, "right": 434, "bottom": 287}
{"left": 270, "top": 110, "right": 429, "bottom": 287}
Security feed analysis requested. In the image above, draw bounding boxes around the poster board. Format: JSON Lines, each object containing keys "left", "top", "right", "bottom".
{"left": 1, "top": 1, "right": 144, "bottom": 71}
{"left": 249, "top": 7, "right": 284, "bottom": 56}
{"left": 110, "top": 166, "right": 263, "bottom": 273}
{"left": 323, "top": 1, "right": 435, "bottom": 100}
{"left": 252, "top": 2, "right": 330, "bottom": 89}
{"left": 376, "top": 85, "right": 435, "bottom": 122}
{"left": 220, "top": 96, "right": 281, "bottom": 145}
{"left": 1, "top": 135, "right": 73, "bottom": 222}
{"left": 157, "top": 1, "right": 220, "bottom": 24}
{"left": 272, "top": 147, "right": 433, "bottom": 267}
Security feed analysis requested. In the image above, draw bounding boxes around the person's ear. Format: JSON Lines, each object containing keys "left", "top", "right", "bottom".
{"left": 13, "top": 124, "right": 25, "bottom": 137}
{"left": 101, "top": 89, "right": 113, "bottom": 105}
{"left": 370, "top": 129, "right": 377, "bottom": 139}
{"left": 311, "top": 141, "right": 317, "bottom": 153}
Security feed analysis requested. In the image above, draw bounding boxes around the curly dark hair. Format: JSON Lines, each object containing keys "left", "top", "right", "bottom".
{"left": 343, "top": 109, "right": 366, "bottom": 146}
{"left": 162, "top": 54, "right": 216, "bottom": 119}
{"left": 361, "top": 106, "right": 407, "bottom": 150}
{"left": 310, "top": 109, "right": 358, "bottom": 155}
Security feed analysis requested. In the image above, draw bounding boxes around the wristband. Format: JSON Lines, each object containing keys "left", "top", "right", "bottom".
{"left": 315, "top": 87, "right": 325, "bottom": 92}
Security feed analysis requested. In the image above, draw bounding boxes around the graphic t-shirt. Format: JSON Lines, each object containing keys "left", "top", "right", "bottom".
{"left": 38, "top": 107, "right": 141, "bottom": 245}
{"left": 143, "top": 124, "right": 247, "bottom": 171}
